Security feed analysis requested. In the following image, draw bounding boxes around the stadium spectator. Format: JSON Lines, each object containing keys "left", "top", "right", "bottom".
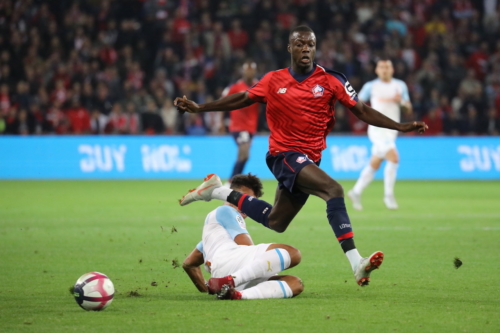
{"left": 141, "top": 98, "right": 164, "bottom": 134}
{"left": 443, "top": 110, "right": 462, "bottom": 136}
{"left": 459, "top": 69, "right": 483, "bottom": 99}
{"left": 228, "top": 20, "right": 249, "bottom": 51}
{"left": 204, "top": 21, "right": 231, "bottom": 59}
{"left": 424, "top": 14, "right": 447, "bottom": 35}
{"left": 67, "top": 99, "right": 91, "bottom": 134}
{"left": 94, "top": 84, "right": 114, "bottom": 116}
{"left": 421, "top": 107, "right": 444, "bottom": 136}
{"left": 90, "top": 108, "right": 108, "bottom": 135}
{"left": 486, "top": 107, "right": 500, "bottom": 135}
{"left": 108, "top": 102, "right": 128, "bottom": 134}
{"left": 125, "top": 102, "right": 140, "bottom": 135}
{"left": 27, "top": 102, "right": 45, "bottom": 134}
{"left": 160, "top": 99, "right": 178, "bottom": 134}
{"left": 0, "top": 84, "right": 11, "bottom": 114}
{"left": 386, "top": 9, "right": 407, "bottom": 37}
{"left": 4, "top": 105, "right": 19, "bottom": 134}
{"left": 185, "top": 113, "right": 206, "bottom": 136}
{"left": 444, "top": 53, "right": 467, "bottom": 98}
{"left": 0, "top": 0, "right": 497, "bottom": 136}
{"left": 45, "top": 101, "right": 68, "bottom": 134}
{"left": 467, "top": 41, "right": 490, "bottom": 81}
{"left": 461, "top": 104, "right": 484, "bottom": 135}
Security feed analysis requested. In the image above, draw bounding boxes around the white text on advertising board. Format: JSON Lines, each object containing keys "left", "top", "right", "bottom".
{"left": 141, "top": 144, "right": 191, "bottom": 172}
{"left": 79, "top": 144, "right": 127, "bottom": 172}
{"left": 330, "top": 145, "right": 369, "bottom": 172}
{"left": 458, "top": 145, "right": 500, "bottom": 172}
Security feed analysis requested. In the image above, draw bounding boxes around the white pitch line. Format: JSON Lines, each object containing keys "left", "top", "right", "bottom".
{"left": 352, "top": 213, "right": 500, "bottom": 219}
{"left": 355, "top": 226, "right": 500, "bottom": 231}
{"left": 0, "top": 215, "right": 196, "bottom": 223}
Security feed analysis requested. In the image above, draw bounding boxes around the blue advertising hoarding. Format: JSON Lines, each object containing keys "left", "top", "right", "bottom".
{"left": 0, "top": 136, "right": 499, "bottom": 180}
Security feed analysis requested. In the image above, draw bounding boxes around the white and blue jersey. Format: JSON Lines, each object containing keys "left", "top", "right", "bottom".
{"left": 358, "top": 78, "right": 410, "bottom": 142}
{"left": 196, "top": 205, "right": 248, "bottom": 270}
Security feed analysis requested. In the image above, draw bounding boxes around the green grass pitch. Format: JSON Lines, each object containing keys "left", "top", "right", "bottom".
{"left": 1, "top": 180, "right": 499, "bottom": 332}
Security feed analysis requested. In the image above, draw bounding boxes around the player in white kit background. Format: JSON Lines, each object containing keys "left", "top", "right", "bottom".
{"left": 182, "top": 173, "right": 304, "bottom": 300}
{"left": 348, "top": 59, "right": 413, "bottom": 210}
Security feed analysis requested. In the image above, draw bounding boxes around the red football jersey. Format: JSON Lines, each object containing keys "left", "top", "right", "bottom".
{"left": 224, "top": 79, "right": 260, "bottom": 134}
{"left": 247, "top": 64, "right": 359, "bottom": 162}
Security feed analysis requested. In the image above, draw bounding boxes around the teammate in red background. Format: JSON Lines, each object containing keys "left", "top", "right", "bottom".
{"left": 223, "top": 61, "right": 259, "bottom": 183}
{"left": 176, "top": 26, "right": 428, "bottom": 287}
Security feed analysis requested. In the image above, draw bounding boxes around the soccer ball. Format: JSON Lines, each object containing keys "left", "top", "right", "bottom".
{"left": 73, "top": 272, "right": 115, "bottom": 311}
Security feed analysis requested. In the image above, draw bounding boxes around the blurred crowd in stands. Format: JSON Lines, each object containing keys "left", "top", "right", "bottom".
{"left": 0, "top": 0, "right": 499, "bottom": 136}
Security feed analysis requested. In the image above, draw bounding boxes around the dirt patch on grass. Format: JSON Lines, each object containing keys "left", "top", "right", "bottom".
{"left": 126, "top": 290, "right": 141, "bottom": 297}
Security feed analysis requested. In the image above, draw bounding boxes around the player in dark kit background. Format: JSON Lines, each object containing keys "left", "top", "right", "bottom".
{"left": 222, "top": 61, "right": 260, "bottom": 184}
{"left": 176, "top": 26, "right": 428, "bottom": 287}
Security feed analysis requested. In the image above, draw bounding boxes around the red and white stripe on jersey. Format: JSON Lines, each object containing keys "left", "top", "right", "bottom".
{"left": 223, "top": 79, "right": 260, "bottom": 134}
{"left": 247, "top": 64, "right": 358, "bottom": 162}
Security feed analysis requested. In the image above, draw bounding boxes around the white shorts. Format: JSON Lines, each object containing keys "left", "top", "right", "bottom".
{"left": 368, "top": 126, "right": 397, "bottom": 158}
{"left": 371, "top": 139, "right": 397, "bottom": 158}
{"left": 210, "top": 243, "right": 272, "bottom": 291}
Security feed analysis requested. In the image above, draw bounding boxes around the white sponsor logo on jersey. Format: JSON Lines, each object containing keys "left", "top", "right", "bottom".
{"left": 344, "top": 81, "right": 356, "bottom": 99}
{"left": 277, "top": 88, "right": 287, "bottom": 94}
{"left": 236, "top": 215, "right": 246, "bottom": 228}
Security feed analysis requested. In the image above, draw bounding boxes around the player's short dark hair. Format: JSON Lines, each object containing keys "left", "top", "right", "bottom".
{"left": 289, "top": 25, "right": 314, "bottom": 38}
{"left": 376, "top": 57, "right": 392, "bottom": 63}
{"left": 230, "top": 173, "right": 264, "bottom": 198}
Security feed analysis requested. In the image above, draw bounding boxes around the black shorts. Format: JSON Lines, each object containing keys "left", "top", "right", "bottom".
{"left": 231, "top": 131, "right": 253, "bottom": 145}
{"left": 266, "top": 151, "right": 321, "bottom": 205}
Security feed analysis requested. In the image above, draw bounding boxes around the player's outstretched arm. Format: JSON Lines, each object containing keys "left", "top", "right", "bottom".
{"left": 350, "top": 101, "right": 428, "bottom": 133}
{"left": 182, "top": 248, "right": 208, "bottom": 293}
{"left": 174, "top": 92, "right": 255, "bottom": 114}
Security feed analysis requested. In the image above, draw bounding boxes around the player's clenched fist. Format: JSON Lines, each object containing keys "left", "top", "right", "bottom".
{"left": 398, "top": 121, "right": 428, "bottom": 134}
{"left": 174, "top": 95, "right": 200, "bottom": 114}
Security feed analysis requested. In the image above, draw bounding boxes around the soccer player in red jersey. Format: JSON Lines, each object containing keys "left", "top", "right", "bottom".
{"left": 176, "top": 26, "right": 428, "bottom": 287}
{"left": 223, "top": 61, "right": 260, "bottom": 183}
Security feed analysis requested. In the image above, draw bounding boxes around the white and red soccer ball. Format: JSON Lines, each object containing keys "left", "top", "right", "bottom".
{"left": 73, "top": 272, "right": 115, "bottom": 311}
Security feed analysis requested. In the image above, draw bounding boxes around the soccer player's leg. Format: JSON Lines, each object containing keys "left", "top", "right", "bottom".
{"left": 226, "top": 150, "right": 309, "bottom": 231}
{"left": 218, "top": 275, "right": 303, "bottom": 300}
{"left": 179, "top": 173, "right": 223, "bottom": 205}
{"left": 179, "top": 174, "right": 301, "bottom": 231}
{"left": 265, "top": 186, "right": 304, "bottom": 232}
{"left": 180, "top": 151, "right": 308, "bottom": 231}
{"left": 208, "top": 243, "right": 300, "bottom": 294}
{"left": 383, "top": 147, "right": 399, "bottom": 210}
{"left": 348, "top": 143, "right": 384, "bottom": 211}
{"left": 229, "top": 131, "right": 252, "bottom": 182}
{"left": 223, "top": 184, "right": 302, "bottom": 230}
{"left": 268, "top": 275, "right": 303, "bottom": 297}
{"left": 240, "top": 150, "right": 316, "bottom": 232}
{"left": 294, "top": 163, "right": 384, "bottom": 286}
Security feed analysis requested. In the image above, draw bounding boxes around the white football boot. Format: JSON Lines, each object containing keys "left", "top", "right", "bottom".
{"left": 354, "top": 251, "right": 384, "bottom": 286}
{"left": 179, "top": 174, "right": 222, "bottom": 206}
{"left": 384, "top": 195, "right": 398, "bottom": 210}
{"left": 347, "top": 189, "right": 363, "bottom": 211}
